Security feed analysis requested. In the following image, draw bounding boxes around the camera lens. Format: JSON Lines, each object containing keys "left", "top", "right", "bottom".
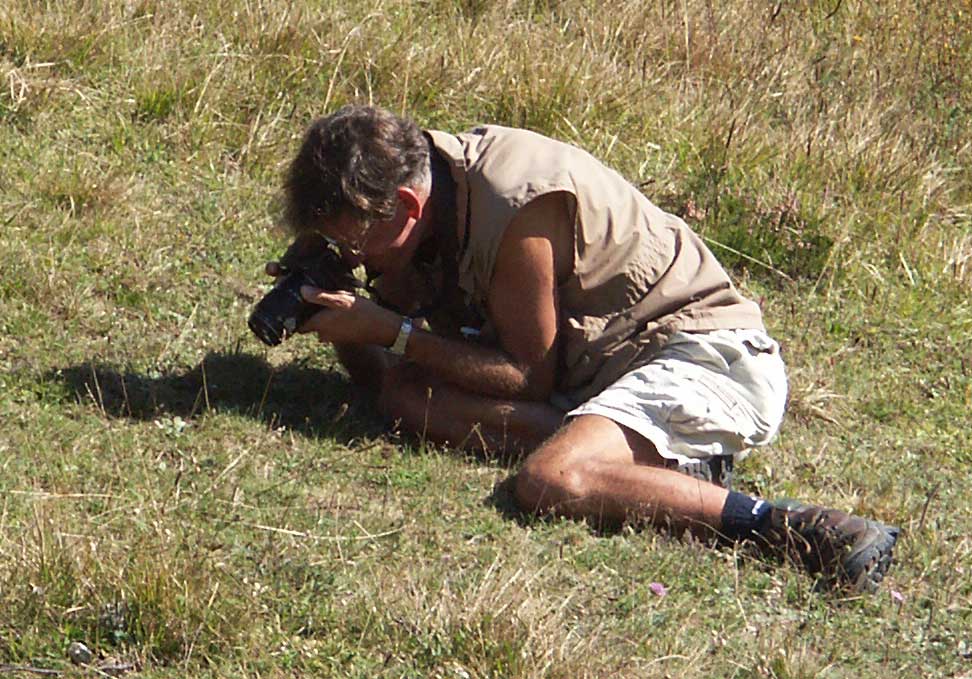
{"left": 248, "top": 309, "right": 285, "bottom": 346}
{"left": 248, "top": 271, "right": 318, "bottom": 347}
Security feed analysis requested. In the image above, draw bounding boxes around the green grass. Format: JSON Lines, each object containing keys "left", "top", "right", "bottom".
{"left": 2, "top": 0, "right": 971, "bottom": 676}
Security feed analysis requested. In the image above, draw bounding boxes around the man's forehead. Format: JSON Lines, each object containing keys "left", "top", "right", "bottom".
{"left": 315, "top": 211, "right": 365, "bottom": 236}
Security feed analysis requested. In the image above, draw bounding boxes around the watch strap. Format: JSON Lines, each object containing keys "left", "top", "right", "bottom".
{"left": 390, "top": 317, "right": 413, "bottom": 355}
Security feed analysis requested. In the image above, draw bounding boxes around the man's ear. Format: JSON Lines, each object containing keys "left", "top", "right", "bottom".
{"left": 397, "top": 186, "right": 424, "bottom": 221}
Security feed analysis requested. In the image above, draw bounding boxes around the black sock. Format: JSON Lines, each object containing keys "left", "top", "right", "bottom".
{"left": 720, "top": 491, "right": 771, "bottom": 541}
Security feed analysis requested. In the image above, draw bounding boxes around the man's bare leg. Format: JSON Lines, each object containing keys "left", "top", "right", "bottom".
{"left": 335, "top": 342, "right": 389, "bottom": 393}
{"left": 513, "top": 414, "right": 901, "bottom": 591}
{"left": 336, "top": 347, "right": 897, "bottom": 591}
{"left": 336, "top": 343, "right": 563, "bottom": 455}
{"left": 379, "top": 361, "right": 564, "bottom": 454}
{"left": 514, "top": 414, "right": 729, "bottom": 536}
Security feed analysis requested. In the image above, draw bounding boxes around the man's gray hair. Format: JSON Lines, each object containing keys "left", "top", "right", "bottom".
{"left": 282, "top": 105, "right": 430, "bottom": 234}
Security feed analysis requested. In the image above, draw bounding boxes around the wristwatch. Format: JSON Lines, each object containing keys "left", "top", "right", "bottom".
{"left": 389, "top": 316, "right": 413, "bottom": 355}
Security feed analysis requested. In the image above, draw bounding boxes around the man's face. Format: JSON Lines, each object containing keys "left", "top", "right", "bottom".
{"left": 320, "top": 207, "right": 413, "bottom": 276}
{"left": 320, "top": 211, "right": 375, "bottom": 264}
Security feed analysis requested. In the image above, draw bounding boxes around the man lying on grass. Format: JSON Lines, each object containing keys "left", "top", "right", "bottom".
{"left": 268, "top": 104, "right": 899, "bottom": 593}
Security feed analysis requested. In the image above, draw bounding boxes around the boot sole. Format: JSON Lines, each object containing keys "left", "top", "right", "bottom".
{"left": 843, "top": 523, "right": 900, "bottom": 593}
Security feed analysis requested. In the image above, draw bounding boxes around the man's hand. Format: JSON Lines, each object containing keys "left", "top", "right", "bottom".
{"left": 264, "top": 260, "right": 399, "bottom": 347}
{"left": 297, "top": 285, "right": 402, "bottom": 348}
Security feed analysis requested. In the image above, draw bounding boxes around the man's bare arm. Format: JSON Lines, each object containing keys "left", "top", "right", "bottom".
{"left": 397, "top": 192, "right": 571, "bottom": 400}
{"left": 320, "top": 193, "right": 572, "bottom": 450}
{"left": 302, "top": 192, "right": 573, "bottom": 402}
{"left": 320, "top": 303, "right": 541, "bottom": 400}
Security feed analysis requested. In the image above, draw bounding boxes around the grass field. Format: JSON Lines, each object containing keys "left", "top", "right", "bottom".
{"left": 1, "top": 0, "right": 971, "bottom": 676}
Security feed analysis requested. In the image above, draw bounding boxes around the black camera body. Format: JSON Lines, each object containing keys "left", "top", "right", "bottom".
{"left": 248, "top": 235, "right": 357, "bottom": 347}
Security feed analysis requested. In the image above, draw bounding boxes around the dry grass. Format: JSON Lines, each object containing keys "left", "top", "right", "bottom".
{"left": 1, "top": 0, "right": 971, "bottom": 676}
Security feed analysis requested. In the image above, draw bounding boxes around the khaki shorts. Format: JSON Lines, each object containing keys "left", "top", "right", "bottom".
{"left": 568, "top": 329, "right": 788, "bottom": 466}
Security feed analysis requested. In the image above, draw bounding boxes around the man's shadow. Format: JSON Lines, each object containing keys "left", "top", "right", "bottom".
{"left": 47, "top": 350, "right": 384, "bottom": 443}
{"left": 48, "top": 351, "right": 549, "bottom": 527}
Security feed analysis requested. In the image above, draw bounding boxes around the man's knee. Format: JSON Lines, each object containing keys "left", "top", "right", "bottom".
{"left": 513, "top": 443, "right": 590, "bottom": 515}
{"left": 376, "top": 361, "right": 428, "bottom": 424}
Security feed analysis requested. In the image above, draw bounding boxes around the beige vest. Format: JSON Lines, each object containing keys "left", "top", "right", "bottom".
{"left": 427, "top": 126, "right": 764, "bottom": 409}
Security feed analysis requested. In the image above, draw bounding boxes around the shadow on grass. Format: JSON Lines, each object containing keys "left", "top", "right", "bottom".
{"left": 48, "top": 351, "right": 552, "bottom": 525}
{"left": 47, "top": 350, "right": 385, "bottom": 443}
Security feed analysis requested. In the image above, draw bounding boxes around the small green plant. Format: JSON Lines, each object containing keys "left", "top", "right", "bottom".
{"left": 134, "top": 85, "right": 180, "bottom": 122}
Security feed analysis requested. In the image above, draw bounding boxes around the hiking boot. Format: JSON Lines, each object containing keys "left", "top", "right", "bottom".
{"left": 760, "top": 500, "right": 900, "bottom": 593}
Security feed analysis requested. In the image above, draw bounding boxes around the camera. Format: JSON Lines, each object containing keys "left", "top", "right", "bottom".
{"left": 248, "top": 235, "right": 358, "bottom": 347}
{"left": 248, "top": 268, "right": 322, "bottom": 346}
